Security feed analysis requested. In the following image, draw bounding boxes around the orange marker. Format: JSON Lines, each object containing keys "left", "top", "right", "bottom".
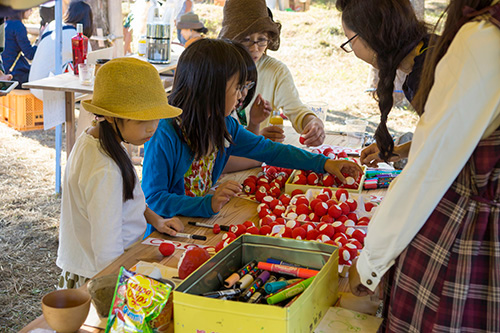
{"left": 257, "top": 262, "right": 319, "bottom": 279}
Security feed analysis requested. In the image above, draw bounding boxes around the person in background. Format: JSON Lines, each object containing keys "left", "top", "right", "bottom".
{"left": 3, "top": 9, "right": 37, "bottom": 86}
{"left": 177, "top": 12, "right": 207, "bottom": 48}
{"left": 219, "top": 0, "right": 325, "bottom": 147}
{"left": 174, "top": 0, "right": 192, "bottom": 44}
{"left": 336, "top": 0, "right": 430, "bottom": 168}
{"left": 348, "top": 0, "right": 500, "bottom": 331}
{"left": 142, "top": 39, "right": 362, "bottom": 235}
{"left": 0, "top": 18, "right": 13, "bottom": 83}
{"left": 29, "top": 0, "right": 93, "bottom": 101}
{"left": 57, "top": 58, "right": 184, "bottom": 289}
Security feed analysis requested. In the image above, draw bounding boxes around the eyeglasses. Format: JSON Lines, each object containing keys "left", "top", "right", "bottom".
{"left": 241, "top": 38, "right": 269, "bottom": 48}
{"left": 340, "top": 34, "right": 358, "bottom": 53}
{"left": 239, "top": 81, "right": 255, "bottom": 92}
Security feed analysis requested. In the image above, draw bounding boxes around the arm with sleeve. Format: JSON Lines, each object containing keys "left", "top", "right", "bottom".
{"left": 14, "top": 21, "right": 37, "bottom": 60}
{"left": 356, "top": 21, "right": 500, "bottom": 291}
{"left": 142, "top": 119, "right": 216, "bottom": 218}
{"left": 252, "top": 55, "right": 316, "bottom": 133}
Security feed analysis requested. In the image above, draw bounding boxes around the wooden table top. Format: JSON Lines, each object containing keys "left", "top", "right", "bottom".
{"left": 20, "top": 125, "right": 385, "bottom": 332}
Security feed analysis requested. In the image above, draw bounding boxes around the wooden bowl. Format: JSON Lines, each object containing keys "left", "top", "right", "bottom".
{"left": 41, "top": 289, "right": 91, "bottom": 333}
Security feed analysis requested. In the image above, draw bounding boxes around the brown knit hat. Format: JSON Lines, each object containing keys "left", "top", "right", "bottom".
{"left": 218, "top": 0, "right": 282, "bottom": 51}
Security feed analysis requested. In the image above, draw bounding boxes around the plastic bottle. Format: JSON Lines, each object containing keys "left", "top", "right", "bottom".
{"left": 269, "top": 109, "right": 283, "bottom": 129}
{"left": 71, "top": 23, "right": 88, "bottom": 75}
{"left": 138, "top": 36, "right": 147, "bottom": 56}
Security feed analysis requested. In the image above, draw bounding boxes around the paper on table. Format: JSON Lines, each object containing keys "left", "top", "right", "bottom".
{"left": 314, "top": 307, "right": 382, "bottom": 333}
{"left": 42, "top": 90, "right": 65, "bottom": 130}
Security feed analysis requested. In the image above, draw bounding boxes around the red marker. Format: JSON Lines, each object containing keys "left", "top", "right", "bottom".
{"left": 257, "top": 262, "right": 319, "bottom": 279}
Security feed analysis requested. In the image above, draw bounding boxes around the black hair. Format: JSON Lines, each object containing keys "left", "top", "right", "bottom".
{"left": 65, "top": 0, "right": 93, "bottom": 37}
{"left": 413, "top": 0, "right": 494, "bottom": 115}
{"left": 232, "top": 41, "right": 257, "bottom": 109}
{"left": 7, "top": 10, "right": 26, "bottom": 21}
{"left": 97, "top": 118, "right": 136, "bottom": 201}
{"left": 194, "top": 27, "right": 208, "bottom": 34}
{"left": 168, "top": 38, "right": 247, "bottom": 160}
{"left": 337, "top": 0, "right": 428, "bottom": 162}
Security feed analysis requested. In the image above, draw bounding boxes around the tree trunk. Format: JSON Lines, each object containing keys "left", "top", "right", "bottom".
{"left": 87, "top": 0, "right": 109, "bottom": 50}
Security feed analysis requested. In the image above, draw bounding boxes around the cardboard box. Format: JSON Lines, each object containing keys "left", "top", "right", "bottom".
{"left": 174, "top": 235, "right": 338, "bottom": 332}
{"left": 285, "top": 166, "right": 367, "bottom": 195}
{"left": 290, "top": 0, "right": 310, "bottom": 12}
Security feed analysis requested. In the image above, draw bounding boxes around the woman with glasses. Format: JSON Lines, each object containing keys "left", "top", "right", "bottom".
{"left": 347, "top": 0, "right": 500, "bottom": 331}
{"left": 337, "top": 0, "right": 430, "bottom": 167}
{"left": 219, "top": 0, "right": 326, "bottom": 147}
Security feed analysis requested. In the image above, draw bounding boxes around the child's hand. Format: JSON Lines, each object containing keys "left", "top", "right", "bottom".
{"left": 324, "top": 159, "right": 363, "bottom": 184}
{"left": 349, "top": 258, "right": 375, "bottom": 297}
{"left": 155, "top": 217, "right": 185, "bottom": 236}
{"left": 260, "top": 125, "right": 285, "bottom": 142}
{"left": 301, "top": 115, "right": 325, "bottom": 146}
{"left": 248, "top": 94, "right": 271, "bottom": 127}
{"left": 211, "top": 180, "right": 242, "bottom": 213}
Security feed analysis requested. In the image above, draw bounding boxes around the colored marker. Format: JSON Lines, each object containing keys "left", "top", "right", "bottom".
{"left": 247, "top": 274, "right": 277, "bottom": 303}
{"left": 188, "top": 221, "right": 230, "bottom": 231}
{"left": 173, "top": 232, "right": 207, "bottom": 241}
{"left": 235, "top": 268, "right": 260, "bottom": 289}
{"left": 240, "top": 271, "right": 270, "bottom": 302}
{"left": 202, "top": 288, "right": 243, "bottom": 298}
{"left": 266, "top": 258, "right": 308, "bottom": 269}
{"left": 257, "top": 262, "right": 319, "bottom": 279}
{"left": 267, "top": 276, "right": 315, "bottom": 305}
{"left": 264, "top": 278, "right": 303, "bottom": 294}
{"left": 284, "top": 294, "right": 301, "bottom": 308}
{"left": 365, "top": 170, "right": 401, "bottom": 178}
{"left": 224, "top": 260, "right": 257, "bottom": 288}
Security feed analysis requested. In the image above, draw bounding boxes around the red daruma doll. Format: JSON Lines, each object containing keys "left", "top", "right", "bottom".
{"left": 72, "top": 23, "right": 88, "bottom": 75}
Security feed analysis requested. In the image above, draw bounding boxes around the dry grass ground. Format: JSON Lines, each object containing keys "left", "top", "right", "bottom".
{"left": 0, "top": 1, "right": 445, "bottom": 330}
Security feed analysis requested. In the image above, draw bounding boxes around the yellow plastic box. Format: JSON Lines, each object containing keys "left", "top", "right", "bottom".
{"left": 174, "top": 235, "right": 339, "bottom": 333}
{"left": 284, "top": 166, "right": 367, "bottom": 195}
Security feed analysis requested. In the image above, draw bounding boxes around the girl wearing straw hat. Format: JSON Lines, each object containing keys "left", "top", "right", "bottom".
{"left": 56, "top": 58, "right": 184, "bottom": 289}
{"left": 177, "top": 12, "right": 208, "bottom": 48}
{"left": 219, "top": 0, "right": 326, "bottom": 147}
{"left": 142, "top": 39, "right": 362, "bottom": 226}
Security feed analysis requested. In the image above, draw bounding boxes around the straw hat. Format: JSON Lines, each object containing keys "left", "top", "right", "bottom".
{"left": 177, "top": 12, "right": 205, "bottom": 30}
{"left": 82, "top": 58, "right": 182, "bottom": 121}
{"left": 218, "top": 0, "right": 281, "bottom": 51}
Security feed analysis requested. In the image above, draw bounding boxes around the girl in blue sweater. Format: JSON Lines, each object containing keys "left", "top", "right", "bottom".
{"left": 142, "top": 39, "right": 362, "bottom": 223}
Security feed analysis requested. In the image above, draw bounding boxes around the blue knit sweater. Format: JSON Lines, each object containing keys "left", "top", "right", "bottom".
{"left": 142, "top": 116, "right": 328, "bottom": 218}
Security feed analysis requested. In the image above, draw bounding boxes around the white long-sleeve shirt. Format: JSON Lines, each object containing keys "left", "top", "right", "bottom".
{"left": 357, "top": 20, "right": 500, "bottom": 291}
{"left": 56, "top": 131, "right": 147, "bottom": 279}
{"left": 249, "top": 54, "right": 316, "bottom": 133}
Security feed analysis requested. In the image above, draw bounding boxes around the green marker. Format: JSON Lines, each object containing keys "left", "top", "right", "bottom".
{"left": 266, "top": 276, "right": 315, "bottom": 305}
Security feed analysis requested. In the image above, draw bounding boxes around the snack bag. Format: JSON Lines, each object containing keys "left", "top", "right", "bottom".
{"left": 105, "top": 267, "right": 173, "bottom": 332}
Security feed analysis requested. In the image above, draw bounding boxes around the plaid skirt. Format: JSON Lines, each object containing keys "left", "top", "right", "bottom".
{"left": 381, "top": 127, "right": 500, "bottom": 333}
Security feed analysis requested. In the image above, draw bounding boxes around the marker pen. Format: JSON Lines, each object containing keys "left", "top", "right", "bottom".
{"left": 188, "top": 221, "right": 230, "bottom": 231}
{"left": 173, "top": 232, "right": 207, "bottom": 241}
{"left": 247, "top": 274, "right": 278, "bottom": 303}
{"left": 266, "top": 258, "right": 308, "bottom": 269}
{"left": 201, "top": 288, "right": 243, "bottom": 298}
{"left": 224, "top": 260, "right": 257, "bottom": 288}
{"left": 257, "top": 262, "right": 319, "bottom": 279}
{"left": 235, "top": 268, "right": 260, "bottom": 289}
{"left": 264, "top": 278, "right": 303, "bottom": 294}
{"left": 267, "top": 276, "right": 315, "bottom": 305}
{"left": 240, "top": 271, "right": 270, "bottom": 302}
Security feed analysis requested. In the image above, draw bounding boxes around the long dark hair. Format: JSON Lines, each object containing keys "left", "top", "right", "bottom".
{"left": 337, "top": 0, "right": 428, "bottom": 161}
{"left": 65, "top": 0, "right": 93, "bottom": 37}
{"left": 413, "top": 0, "right": 494, "bottom": 115}
{"left": 232, "top": 41, "right": 257, "bottom": 109}
{"left": 99, "top": 119, "right": 136, "bottom": 201}
{"left": 168, "top": 39, "right": 247, "bottom": 160}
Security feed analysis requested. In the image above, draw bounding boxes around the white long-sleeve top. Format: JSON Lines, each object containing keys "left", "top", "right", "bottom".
{"left": 248, "top": 54, "right": 316, "bottom": 133}
{"left": 56, "top": 131, "right": 147, "bottom": 279}
{"left": 357, "top": 20, "right": 500, "bottom": 291}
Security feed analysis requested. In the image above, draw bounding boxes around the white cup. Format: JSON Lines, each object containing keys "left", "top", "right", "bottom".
{"left": 78, "top": 63, "right": 95, "bottom": 86}
{"left": 306, "top": 101, "right": 328, "bottom": 122}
